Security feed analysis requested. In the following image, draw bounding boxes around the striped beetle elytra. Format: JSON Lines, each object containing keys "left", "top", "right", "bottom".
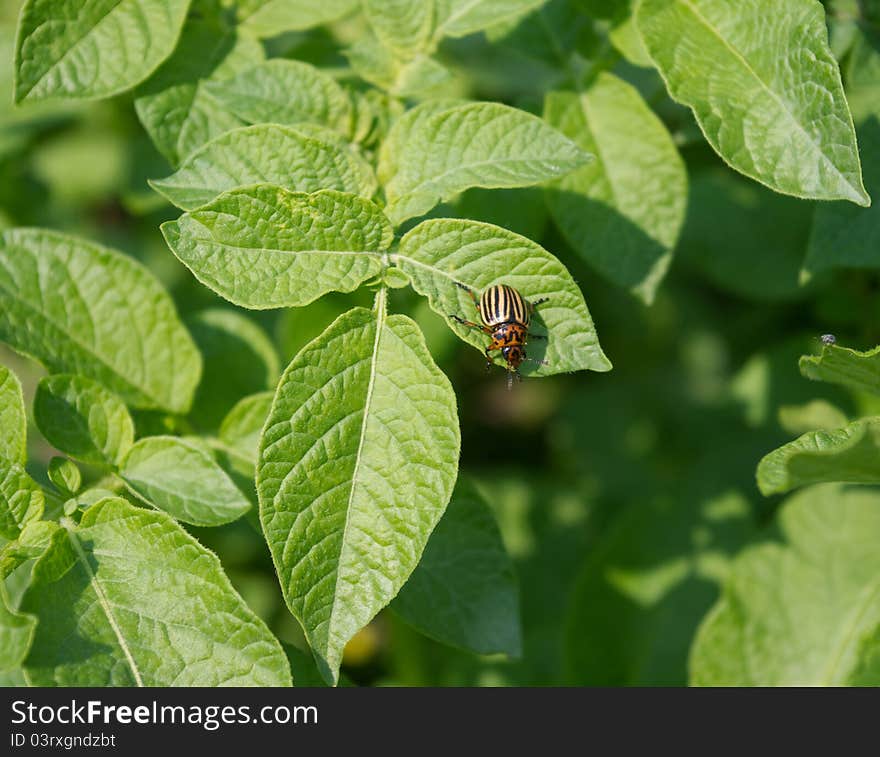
{"left": 450, "top": 282, "right": 548, "bottom": 389}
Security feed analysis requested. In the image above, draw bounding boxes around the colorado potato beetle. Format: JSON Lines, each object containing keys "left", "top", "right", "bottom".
{"left": 450, "top": 282, "right": 548, "bottom": 389}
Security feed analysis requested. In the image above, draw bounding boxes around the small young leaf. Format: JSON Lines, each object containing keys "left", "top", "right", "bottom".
{"left": 120, "top": 436, "right": 251, "bottom": 527}
{"left": 0, "top": 229, "right": 201, "bottom": 413}
{"left": 364, "top": 0, "right": 436, "bottom": 59}
{"left": 14, "top": 0, "right": 191, "bottom": 102}
{"left": 800, "top": 343, "right": 880, "bottom": 397}
{"left": 544, "top": 76, "right": 687, "bottom": 304}
{"left": 258, "top": 298, "right": 460, "bottom": 684}
{"left": 379, "top": 101, "right": 590, "bottom": 224}
{"left": 0, "top": 521, "right": 59, "bottom": 581}
{"left": 21, "top": 497, "right": 291, "bottom": 686}
{"left": 161, "top": 187, "right": 391, "bottom": 309}
{"left": 151, "top": 124, "right": 377, "bottom": 210}
{"left": 219, "top": 391, "right": 274, "bottom": 467}
{"left": 0, "top": 460, "right": 44, "bottom": 540}
{"left": 0, "top": 584, "right": 35, "bottom": 672}
{"left": 187, "top": 309, "right": 279, "bottom": 432}
{"left": 34, "top": 375, "right": 134, "bottom": 467}
{"left": 135, "top": 18, "right": 264, "bottom": 166}
{"left": 391, "top": 478, "right": 522, "bottom": 657}
{"left": 636, "top": 0, "right": 870, "bottom": 206}
{"left": 690, "top": 483, "right": 880, "bottom": 685}
{"left": 47, "top": 458, "right": 82, "bottom": 497}
{"left": 236, "top": 0, "right": 359, "bottom": 36}
{"left": 757, "top": 417, "right": 880, "bottom": 496}
{"left": 346, "top": 35, "right": 451, "bottom": 97}
{"left": 0, "top": 364, "right": 26, "bottom": 465}
{"left": 434, "top": 0, "right": 549, "bottom": 39}
{"left": 202, "top": 60, "right": 351, "bottom": 133}
{"left": 394, "top": 219, "right": 612, "bottom": 374}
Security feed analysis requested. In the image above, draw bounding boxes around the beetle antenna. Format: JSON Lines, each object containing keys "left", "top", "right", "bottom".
{"left": 525, "top": 357, "right": 549, "bottom": 366}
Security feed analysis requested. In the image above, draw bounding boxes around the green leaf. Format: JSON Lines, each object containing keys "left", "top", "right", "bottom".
{"left": 135, "top": 18, "right": 264, "bottom": 166}
{"left": 364, "top": 0, "right": 435, "bottom": 59}
{"left": 391, "top": 477, "right": 521, "bottom": 657}
{"left": 0, "top": 364, "right": 26, "bottom": 465}
{"left": 187, "top": 309, "right": 279, "bottom": 431}
{"left": 379, "top": 100, "right": 591, "bottom": 224}
{"left": 803, "top": 116, "right": 880, "bottom": 279}
{"left": 544, "top": 76, "right": 687, "bottom": 304}
{"left": 678, "top": 168, "right": 812, "bottom": 301}
{"left": 34, "top": 374, "right": 135, "bottom": 467}
{"left": 47, "top": 458, "right": 82, "bottom": 497}
{"left": 161, "top": 187, "right": 391, "bottom": 309}
{"left": 757, "top": 417, "right": 880, "bottom": 495}
{"left": 434, "top": 0, "right": 550, "bottom": 38}
{"left": 236, "top": 0, "right": 359, "bottom": 36}
{"left": 0, "top": 459, "right": 44, "bottom": 541}
{"left": 345, "top": 34, "right": 452, "bottom": 98}
{"left": 0, "top": 584, "right": 35, "bottom": 672}
{"left": 636, "top": 0, "right": 870, "bottom": 206}
{"left": 14, "top": 0, "right": 191, "bottom": 102}
{"left": 120, "top": 436, "right": 251, "bottom": 526}
{"left": 258, "top": 295, "right": 460, "bottom": 684}
{"left": 0, "top": 521, "right": 59, "bottom": 580}
{"left": 202, "top": 59, "right": 351, "bottom": 134}
{"left": 0, "top": 229, "right": 201, "bottom": 413}
{"left": 219, "top": 391, "right": 274, "bottom": 467}
{"left": 800, "top": 343, "right": 880, "bottom": 397}
{"left": 393, "top": 219, "right": 612, "bottom": 374}
{"left": 21, "top": 497, "right": 291, "bottom": 685}
{"left": 150, "top": 123, "right": 377, "bottom": 210}
{"left": 690, "top": 483, "right": 880, "bottom": 685}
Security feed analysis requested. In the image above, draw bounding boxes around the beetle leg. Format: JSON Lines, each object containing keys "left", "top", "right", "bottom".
{"left": 530, "top": 296, "right": 549, "bottom": 309}
{"left": 527, "top": 334, "right": 547, "bottom": 341}
{"left": 450, "top": 315, "right": 492, "bottom": 334}
{"left": 506, "top": 370, "right": 514, "bottom": 391}
{"left": 525, "top": 357, "right": 549, "bottom": 366}
{"left": 455, "top": 281, "right": 481, "bottom": 310}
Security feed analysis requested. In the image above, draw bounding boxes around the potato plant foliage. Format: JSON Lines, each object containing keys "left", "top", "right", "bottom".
{"left": 1, "top": 0, "right": 879, "bottom": 687}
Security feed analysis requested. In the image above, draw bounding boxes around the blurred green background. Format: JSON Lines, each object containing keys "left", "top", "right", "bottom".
{"left": 2, "top": 0, "right": 878, "bottom": 685}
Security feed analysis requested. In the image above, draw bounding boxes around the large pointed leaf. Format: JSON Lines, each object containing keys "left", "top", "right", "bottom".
{"left": 800, "top": 342, "right": 880, "bottom": 397}
{"left": 161, "top": 187, "right": 391, "bottom": 309}
{"left": 0, "top": 460, "right": 44, "bottom": 541}
{"left": 394, "top": 219, "right": 611, "bottom": 374}
{"left": 391, "top": 477, "right": 521, "bottom": 657}
{"left": 756, "top": 417, "right": 880, "bottom": 496}
{"left": 134, "top": 18, "right": 264, "bottom": 166}
{"left": 690, "top": 483, "right": 880, "bottom": 685}
{"left": 544, "top": 76, "right": 687, "bottom": 304}
{"left": 33, "top": 374, "right": 134, "bottom": 467}
{"left": 120, "top": 436, "right": 251, "bottom": 526}
{"left": 0, "top": 365, "right": 26, "bottom": 465}
{"left": 258, "top": 297, "right": 460, "bottom": 684}
{"left": 379, "top": 100, "right": 590, "bottom": 224}
{"left": 202, "top": 60, "right": 351, "bottom": 134}
{"left": 637, "top": 0, "right": 869, "bottom": 205}
{"left": 150, "top": 124, "right": 376, "bottom": 210}
{"left": 0, "top": 229, "right": 201, "bottom": 413}
{"left": 14, "top": 0, "right": 191, "bottom": 102}
{"left": 21, "top": 497, "right": 291, "bottom": 686}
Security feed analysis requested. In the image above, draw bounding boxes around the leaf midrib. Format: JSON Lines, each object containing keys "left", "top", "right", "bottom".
{"left": 63, "top": 521, "right": 144, "bottom": 687}
{"left": 821, "top": 577, "right": 880, "bottom": 684}
{"left": 675, "top": 0, "right": 861, "bottom": 198}
{"left": 326, "top": 290, "right": 386, "bottom": 652}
